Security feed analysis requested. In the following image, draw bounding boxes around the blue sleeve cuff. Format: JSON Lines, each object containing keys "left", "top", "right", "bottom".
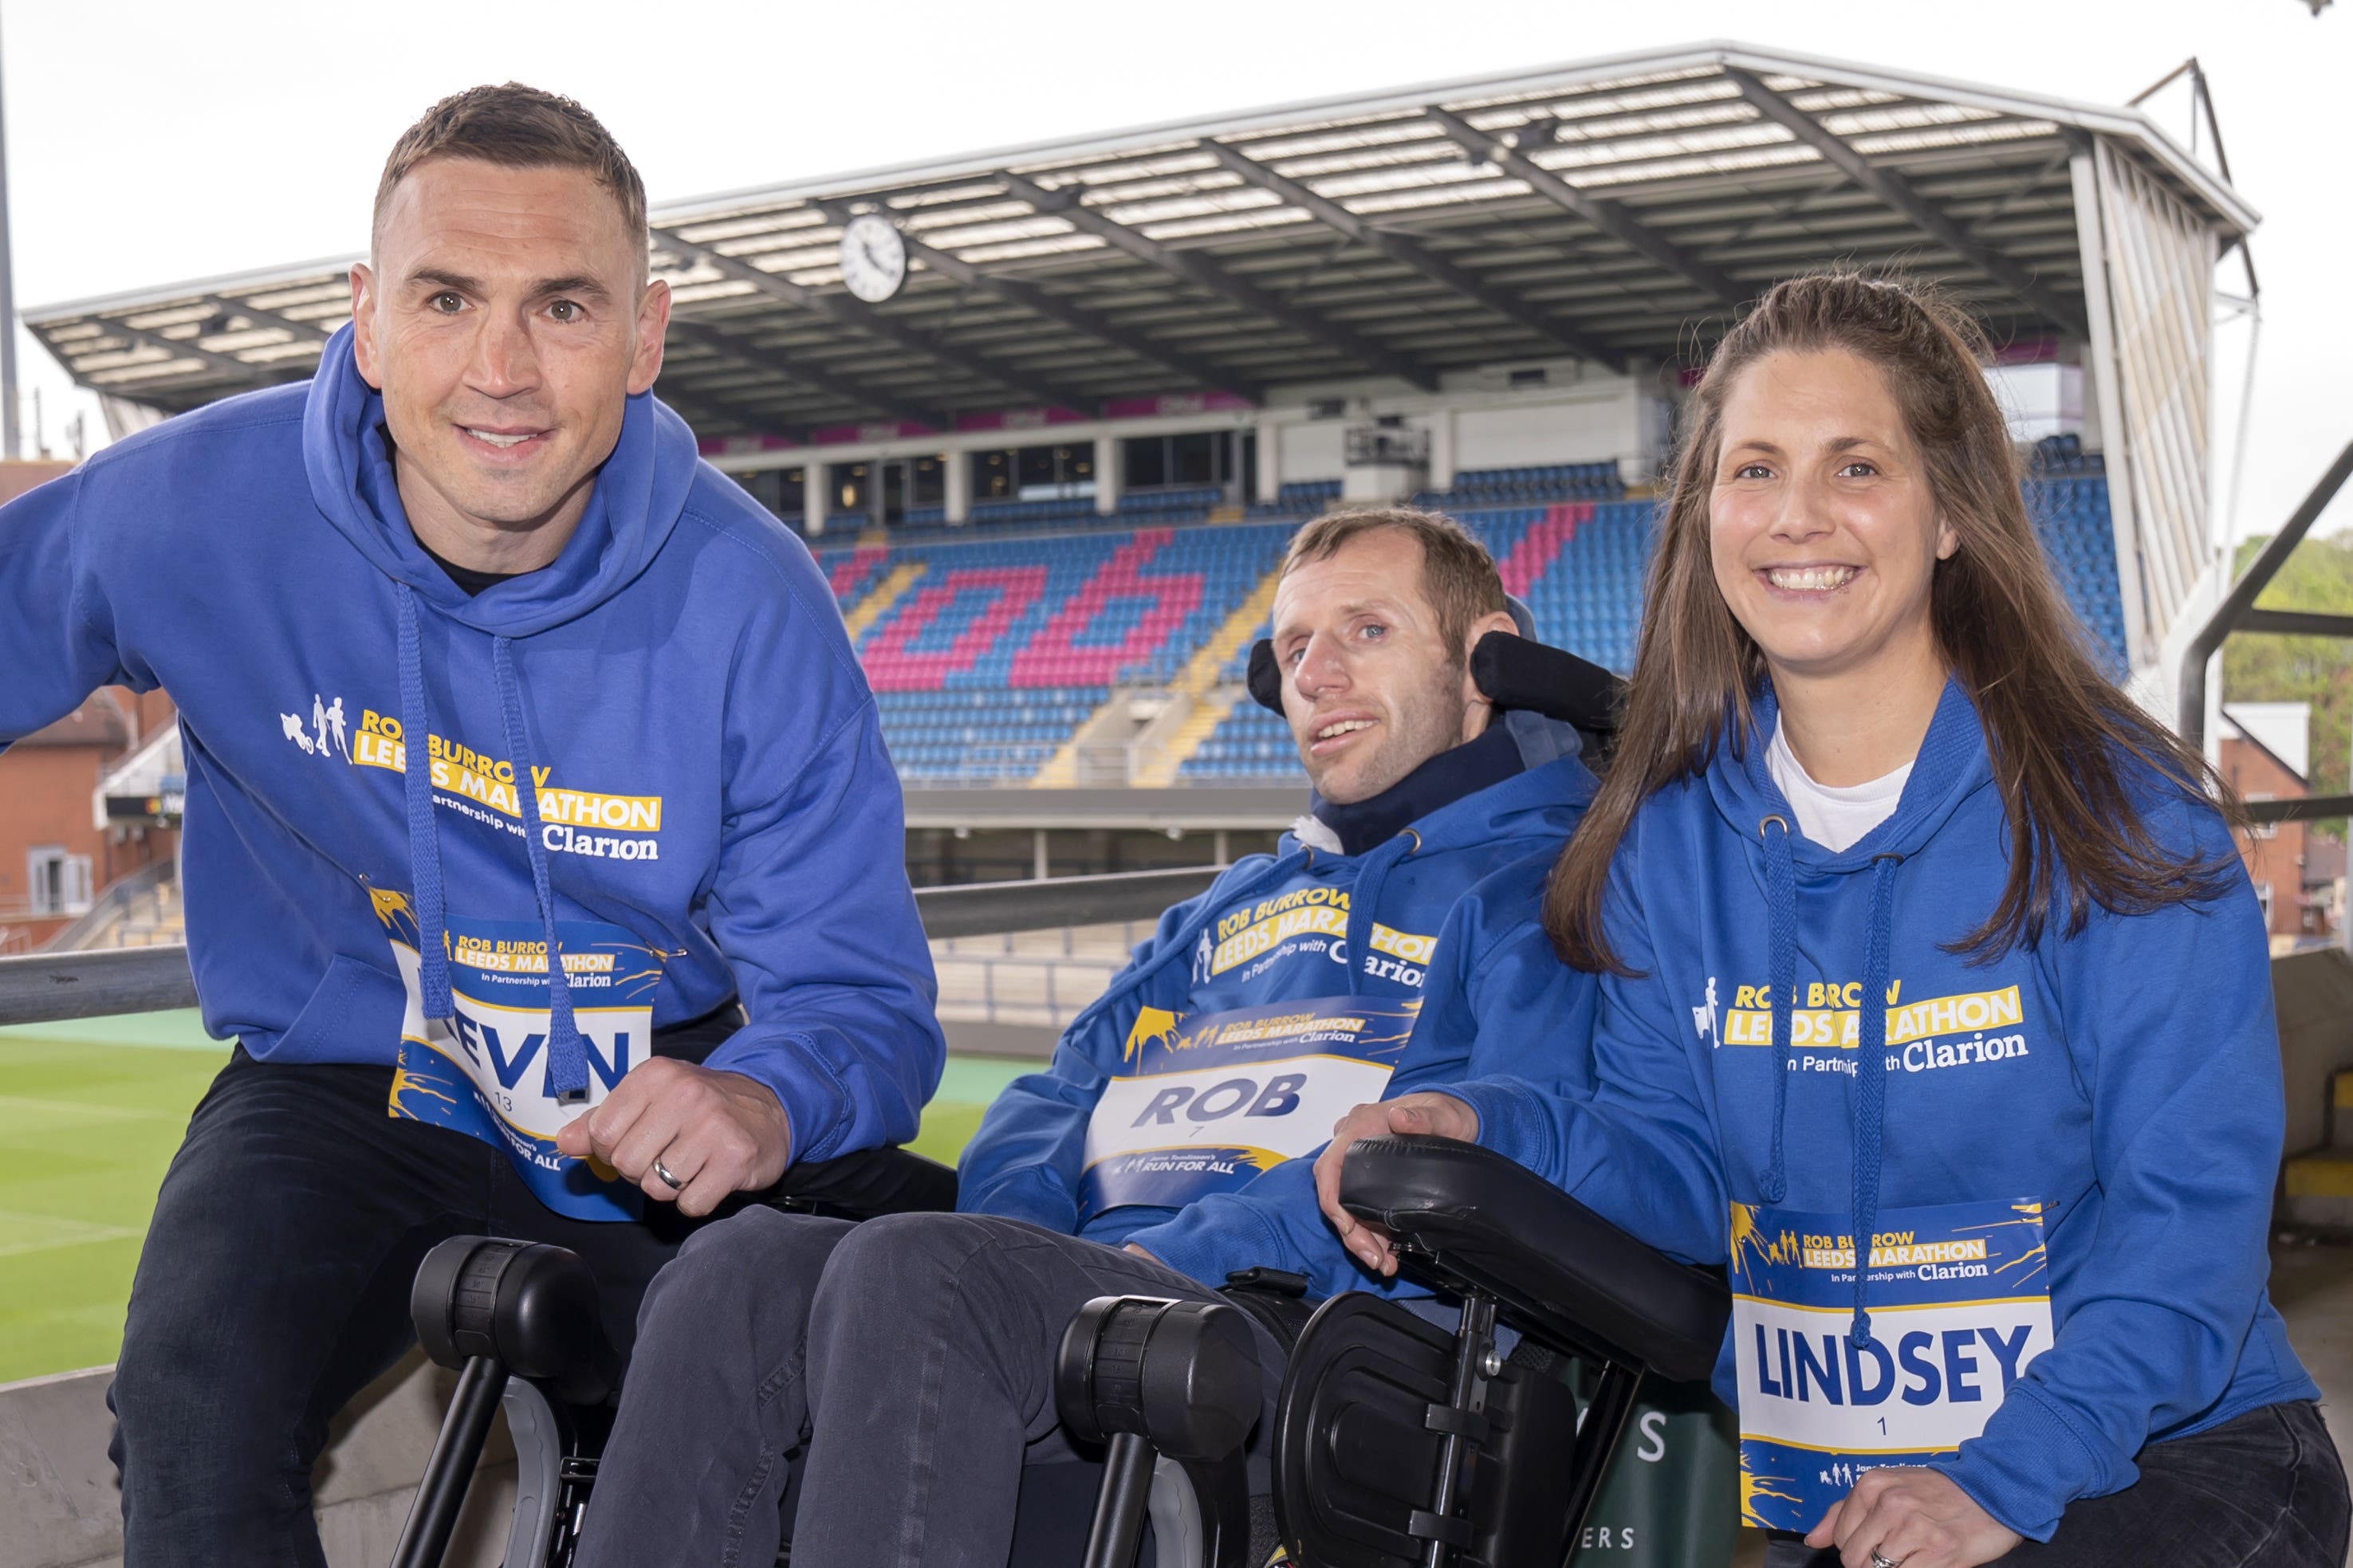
{"left": 1123, "top": 1204, "right": 1289, "bottom": 1290}
{"left": 1449, "top": 1079, "right": 1558, "bottom": 1175}
{"left": 957, "top": 1166, "right": 1082, "bottom": 1234}
{"left": 704, "top": 1029, "right": 859, "bottom": 1165}
{"left": 1935, "top": 1382, "right": 2137, "bottom": 1543}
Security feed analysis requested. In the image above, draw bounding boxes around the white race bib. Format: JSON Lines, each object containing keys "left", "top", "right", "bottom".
{"left": 383, "top": 909, "right": 667, "bottom": 1221}
{"left": 1077, "top": 995, "right": 1417, "bottom": 1220}
{"left": 1729, "top": 1197, "right": 2054, "bottom": 1531}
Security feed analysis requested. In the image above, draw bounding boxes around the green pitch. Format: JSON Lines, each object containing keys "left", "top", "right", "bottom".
{"left": 0, "top": 1012, "right": 1027, "bottom": 1385}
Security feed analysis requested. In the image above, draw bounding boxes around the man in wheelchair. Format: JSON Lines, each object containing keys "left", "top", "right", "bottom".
{"left": 556, "top": 508, "right": 1608, "bottom": 1566}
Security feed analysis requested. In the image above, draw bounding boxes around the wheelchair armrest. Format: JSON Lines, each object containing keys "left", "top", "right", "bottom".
{"left": 1339, "top": 1134, "right": 1728, "bottom": 1385}
{"left": 760, "top": 1145, "right": 958, "bottom": 1220}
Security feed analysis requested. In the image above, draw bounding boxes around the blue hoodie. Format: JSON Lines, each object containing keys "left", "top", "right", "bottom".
{"left": 1129, "top": 843, "right": 1598, "bottom": 1300}
{"left": 958, "top": 725, "right": 1597, "bottom": 1299}
{"left": 0, "top": 330, "right": 943, "bottom": 1216}
{"left": 1449, "top": 679, "right": 2316, "bottom": 1540}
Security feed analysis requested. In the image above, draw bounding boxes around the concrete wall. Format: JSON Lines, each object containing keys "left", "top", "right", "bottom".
{"left": 2276, "top": 946, "right": 2353, "bottom": 1159}
{"left": 0, "top": 1353, "right": 515, "bottom": 1568}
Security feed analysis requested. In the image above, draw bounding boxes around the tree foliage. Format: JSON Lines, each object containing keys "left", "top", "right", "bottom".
{"left": 2223, "top": 532, "right": 2353, "bottom": 839}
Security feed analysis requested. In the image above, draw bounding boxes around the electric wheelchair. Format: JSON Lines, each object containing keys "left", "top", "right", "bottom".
{"left": 388, "top": 632, "right": 1733, "bottom": 1566}
{"left": 392, "top": 1132, "right": 1727, "bottom": 1568}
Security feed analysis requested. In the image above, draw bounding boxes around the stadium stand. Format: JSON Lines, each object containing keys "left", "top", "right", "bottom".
{"left": 817, "top": 520, "right": 1296, "bottom": 780}
{"left": 1173, "top": 474, "right": 2131, "bottom": 780}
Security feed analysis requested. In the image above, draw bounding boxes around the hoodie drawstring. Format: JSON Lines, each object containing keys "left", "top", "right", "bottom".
{"left": 1342, "top": 830, "right": 1418, "bottom": 998}
{"left": 492, "top": 635, "right": 589, "bottom": 1104}
{"left": 1758, "top": 816, "right": 1796, "bottom": 1204}
{"left": 395, "top": 585, "right": 454, "bottom": 1024}
{"left": 390, "top": 583, "right": 587, "bottom": 1103}
{"left": 1849, "top": 852, "right": 1903, "bottom": 1347}
{"left": 1757, "top": 810, "right": 1906, "bottom": 1348}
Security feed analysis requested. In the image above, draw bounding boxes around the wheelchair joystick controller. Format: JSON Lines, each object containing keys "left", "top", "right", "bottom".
{"left": 1056, "top": 1296, "right": 1263, "bottom": 1568}
{"left": 391, "top": 1236, "right": 620, "bottom": 1568}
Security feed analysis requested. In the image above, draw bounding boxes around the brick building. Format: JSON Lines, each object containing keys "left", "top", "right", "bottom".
{"left": 2217, "top": 702, "right": 2332, "bottom": 944}
{"left": 0, "top": 461, "right": 181, "bottom": 953}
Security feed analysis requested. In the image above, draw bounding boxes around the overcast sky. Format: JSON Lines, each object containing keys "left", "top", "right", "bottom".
{"left": 4, "top": 0, "right": 2347, "bottom": 536}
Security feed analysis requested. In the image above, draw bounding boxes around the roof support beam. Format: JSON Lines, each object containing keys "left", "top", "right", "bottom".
{"left": 814, "top": 199, "right": 1261, "bottom": 405}
{"left": 654, "top": 226, "right": 1103, "bottom": 415}
{"left": 1203, "top": 140, "right": 1627, "bottom": 371}
{"left": 200, "top": 293, "right": 340, "bottom": 344}
{"left": 654, "top": 377, "right": 801, "bottom": 446}
{"left": 1422, "top": 108, "right": 1749, "bottom": 310}
{"left": 663, "top": 316, "right": 944, "bottom": 430}
{"left": 1727, "top": 69, "right": 2090, "bottom": 339}
{"left": 998, "top": 171, "right": 1441, "bottom": 391}
{"left": 80, "top": 315, "right": 293, "bottom": 387}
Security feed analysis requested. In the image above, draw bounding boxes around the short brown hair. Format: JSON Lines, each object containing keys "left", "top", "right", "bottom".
{"left": 1280, "top": 506, "right": 1509, "bottom": 658}
{"left": 374, "top": 84, "right": 647, "bottom": 267}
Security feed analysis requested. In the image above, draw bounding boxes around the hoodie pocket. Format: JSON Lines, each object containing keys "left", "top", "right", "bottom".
{"left": 267, "top": 953, "right": 408, "bottom": 1065}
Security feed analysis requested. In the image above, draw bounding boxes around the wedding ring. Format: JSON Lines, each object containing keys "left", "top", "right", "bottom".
{"left": 652, "top": 1158, "right": 686, "bottom": 1191}
{"left": 1870, "top": 1552, "right": 1902, "bottom": 1568}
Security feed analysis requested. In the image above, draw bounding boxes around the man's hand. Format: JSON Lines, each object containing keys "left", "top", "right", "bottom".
{"left": 1805, "top": 1465, "right": 2021, "bottom": 1568}
{"left": 553, "top": 1058, "right": 791, "bottom": 1218}
{"left": 1312, "top": 1092, "right": 1479, "bottom": 1278}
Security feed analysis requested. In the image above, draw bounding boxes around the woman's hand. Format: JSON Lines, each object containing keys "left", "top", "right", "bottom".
{"left": 1806, "top": 1466, "right": 2022, "bottom": 1568}
{"left": 1312, "top": 1092, "right": 1479, "bottom": 1277}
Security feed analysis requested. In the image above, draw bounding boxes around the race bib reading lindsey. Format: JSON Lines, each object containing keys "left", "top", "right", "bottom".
{"left": 1730, "top": 1197, "right": 2053, "bottom": 1531}
{"left": 379, "top": 900, "right": 668, "bottom": 1223}
{"left": 1077, "top": 995, "right": 1418, "bottom": 1221}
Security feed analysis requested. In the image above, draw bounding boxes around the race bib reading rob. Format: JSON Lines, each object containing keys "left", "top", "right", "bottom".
{"left": 1077, "top": 995, "right": 1418, "bottom": 1221}
{"left": 382, "top": 905, "right": 668, "bottom": 1222}
{"left": 1730, "top": 1197, "right": 2052, "bottom": 1531}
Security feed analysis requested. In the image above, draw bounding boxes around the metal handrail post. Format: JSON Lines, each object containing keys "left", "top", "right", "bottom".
{"left": 2178, "top": 436, "right": 2353, "bottom": 752}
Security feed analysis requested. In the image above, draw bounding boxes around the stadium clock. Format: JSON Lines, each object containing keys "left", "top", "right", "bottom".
{"left": 839, "top": 213, "right": 908, "bottom": 304}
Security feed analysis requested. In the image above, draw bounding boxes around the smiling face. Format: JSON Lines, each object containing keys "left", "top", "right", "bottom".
{"left": 1709, "top": 348, "right": 1956, "bottom": 690}
{"left": 1270, "top": 527, "right": 1512, "bottom": 806}
{"left": 351, "top": 158, "right": 670, "bottom": 569}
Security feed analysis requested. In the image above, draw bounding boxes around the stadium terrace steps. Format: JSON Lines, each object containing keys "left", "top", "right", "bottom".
{"left": 1495, "top": 504, "right": 1592, "bottom": 599}
{"left": 841, "top": 560, "right": 927, "bottom": 643}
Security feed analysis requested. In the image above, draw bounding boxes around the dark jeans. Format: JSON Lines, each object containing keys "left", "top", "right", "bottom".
{"left": 1762, "top": 1400, "right": 2351, "bottom": 1568}
{"left": 107, "top": 1029, "right": 908, "bottom": 1568}
{"left": 570, "top": 1208, "right": 1289, "bottom": 1568}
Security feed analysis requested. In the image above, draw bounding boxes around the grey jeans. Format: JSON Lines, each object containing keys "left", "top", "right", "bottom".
{"left": 571, "top": 1208, "right": 1287, "bottom": 1568}
{"left": 1762, "top": 1400, "right": 2351, "bottom": 1568}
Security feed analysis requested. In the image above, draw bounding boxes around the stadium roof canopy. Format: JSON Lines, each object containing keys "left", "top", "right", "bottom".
{"left": 27, "top": 41, "right": 2255, "bottom": 442}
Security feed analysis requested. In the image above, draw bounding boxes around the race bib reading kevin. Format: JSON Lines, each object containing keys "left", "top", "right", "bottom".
{"left": 378, "top": 898, "right": 668, "bottom": 1222}
{"left": 1077, "top": 995, "right": 1418, "bottom": 1221}
{"left": 1730, "top": 1197, "right": 2053, "bottom": 1531}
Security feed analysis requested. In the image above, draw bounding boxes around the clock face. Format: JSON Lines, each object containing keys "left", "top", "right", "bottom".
{"left": 839, "top": 214, "right": 908, "bottom": 304}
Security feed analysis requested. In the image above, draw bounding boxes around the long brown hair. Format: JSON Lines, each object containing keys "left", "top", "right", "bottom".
{"left": 1548, "top": 273, "right": 2233, "bottom": 974}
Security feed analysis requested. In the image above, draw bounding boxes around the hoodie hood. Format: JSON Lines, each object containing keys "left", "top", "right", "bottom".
{"left": 1705, "top": 677, "right": 1994, "bottom": 870}
{"left": 301, "top": 323, "right": 702, "bottom": 637}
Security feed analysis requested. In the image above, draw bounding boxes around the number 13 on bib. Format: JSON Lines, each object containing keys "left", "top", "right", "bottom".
{"left": 1730, "top": 1197, "right": 2052, "bottom": 1531}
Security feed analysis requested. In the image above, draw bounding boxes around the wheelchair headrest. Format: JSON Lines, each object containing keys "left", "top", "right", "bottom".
{"left": 1245, "top": 629, "right": 1624, "bottom": 748}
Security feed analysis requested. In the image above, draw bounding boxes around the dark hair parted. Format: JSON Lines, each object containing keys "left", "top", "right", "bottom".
{"left": 1281, "top": 506, "right": 1509, "bottom": 661}
{"left": 374, "top": 84, "right": 647, "bottom": 267}
{"left": 1546, "top": 273, "right": 2234, "bottom": 975}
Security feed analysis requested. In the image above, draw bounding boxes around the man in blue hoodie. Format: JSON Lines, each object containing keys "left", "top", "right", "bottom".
{"left": 0, "top": 86, "right": 942, "bottom": 1564}
{"left": 570, "top": 509, "right": 1601, "bottom": 1568}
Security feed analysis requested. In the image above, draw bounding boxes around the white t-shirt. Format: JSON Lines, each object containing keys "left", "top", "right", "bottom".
{"left": 1767, "top": 721, "right": 1912, "bottom": 853}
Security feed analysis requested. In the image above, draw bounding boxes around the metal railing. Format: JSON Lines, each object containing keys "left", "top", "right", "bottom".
{"left": 0, "top": 865, "right": 1223, "bottom": 1029}
{"left": 2180, "top": 436, "right": 2353, "bottom": 827}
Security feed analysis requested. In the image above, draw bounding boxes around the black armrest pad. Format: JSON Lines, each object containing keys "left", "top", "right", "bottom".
{"left": 1340, "top": 1134, "right": 1728, "bottom": 1385}
{"left": 761, "top": 1146, "right": 958, "bottom": 1220}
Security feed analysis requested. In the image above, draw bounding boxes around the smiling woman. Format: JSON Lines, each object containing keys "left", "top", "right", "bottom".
{"left": 1317, "top": 274, "right": 2350, "bottom": 1568}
